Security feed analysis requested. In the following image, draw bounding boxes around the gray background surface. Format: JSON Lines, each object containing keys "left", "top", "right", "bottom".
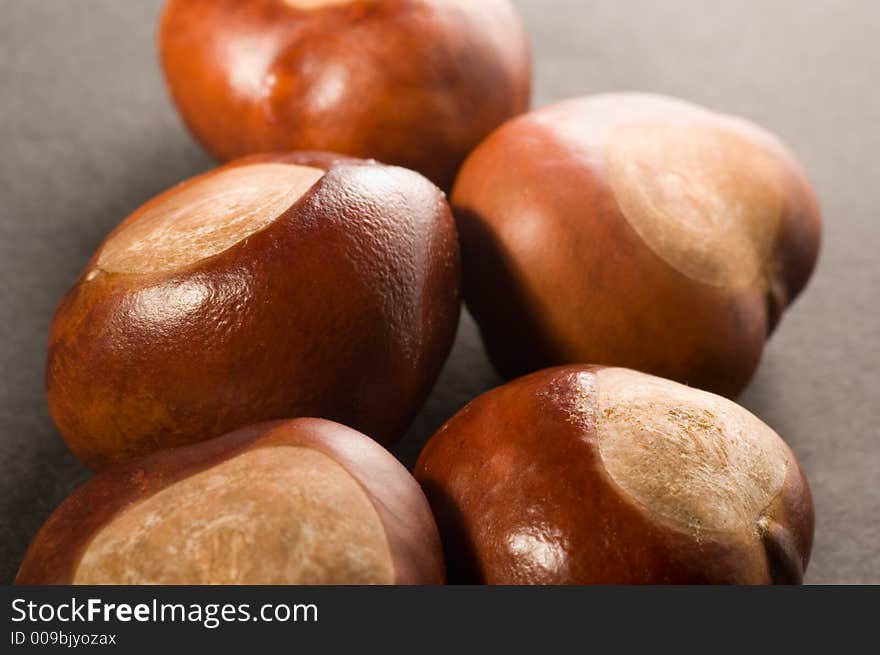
{"left": 1, "top": 0, "right": 877, "bottom": 584}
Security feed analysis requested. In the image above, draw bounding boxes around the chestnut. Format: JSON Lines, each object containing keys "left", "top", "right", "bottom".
{"left": 47, "top": 152, "right": 460, "bottom": 469}
{"left": 17, "top": 418, "right": 444, "bottom": 585}
{"left": 452, "top": 93, "right": 822, "bottom": 397}
{"left": 415, "top": 365, "right": 814, "bottom": 584}
{"left": 159, "top": 0, "right": 532, "bottom": 190}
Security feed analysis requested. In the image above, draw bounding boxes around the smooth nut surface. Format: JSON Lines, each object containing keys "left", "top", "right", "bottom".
{"left": 47, "top": 153, "right": 461, "bottom": 469}
{"left": 452, "top": 93, "right": 822, "bottom": 396}
{"left": 159, "top": 0, "right": 532, "bottom": 189}
{"left": 416, "top": 365, "right": 814, "bottom": 584}
{"left": 282, "top": 0, "right": 354, "bottom": 8}
{"left": 17, "top": 419, "right": 446, "bottom": 585}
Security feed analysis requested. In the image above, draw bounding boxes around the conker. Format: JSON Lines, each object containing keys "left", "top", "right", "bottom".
{"left": 47, "top": 152, "right": 460, "bottom": 469}
{"left": 159, "top": 0, "right": 532, "bottom": 190}
{"left": 452, "top": 94, "right": 822, "bottom": 396}
{"left": 416, "top": 365, "right": 814, "bottom": 584}
{"left": 17, "top": 418, "right": 444, "bottom": 584}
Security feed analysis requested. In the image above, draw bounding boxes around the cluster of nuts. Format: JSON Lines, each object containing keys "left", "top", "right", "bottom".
{"left": 17, "top": 0, "right": 820, "bottom": 585}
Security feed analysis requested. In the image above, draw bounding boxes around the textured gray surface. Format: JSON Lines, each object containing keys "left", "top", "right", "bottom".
{"left": 1, "top": 0, "right": 877, "bottom": 584}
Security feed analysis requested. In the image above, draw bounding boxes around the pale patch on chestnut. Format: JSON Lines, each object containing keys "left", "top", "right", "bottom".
{"left": 506, "top": 528, "right": 565, "bottom": 576}
{"left": 607, "top": 123, "right": 784, "bottom": 288}
{"left": 72, "top": 446, "right": 394, "bottom": 584}
{"left": 97, "top": 163, "right": 324, "bottom": 274}
{"left": 596, "top": 368, "right": 789, "bottom": 535}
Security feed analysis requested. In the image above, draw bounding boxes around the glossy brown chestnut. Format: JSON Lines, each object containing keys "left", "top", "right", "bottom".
{"left": 159, "top": 0, "right": 532, "bottom": 190}
{"left": 452, "top": 94, "right": 822, "bottom": 396}
{"left": 416, "top": 365, "right": 814, "bottom": 584}
{"left": 47, "top": 152, "right": 460, "bottom": 469}
{"left": 17, "top": 418, "right": 445, "bottom": 585}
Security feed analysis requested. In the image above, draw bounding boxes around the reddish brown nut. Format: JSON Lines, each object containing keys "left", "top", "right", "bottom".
{"left": 452, "top": 94, "right": 822, "bottom": 396}
{"left": 17, "top": 418, "right": 445, "bottom": 585}
{"left": 47, "top": 152, "right": 460, "bottom": 469}
{"left": 159, "top": 0, "right": 532, "bottom": 190}
{"left": 416, "top": 365, "right": 814, "bottom": 584}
